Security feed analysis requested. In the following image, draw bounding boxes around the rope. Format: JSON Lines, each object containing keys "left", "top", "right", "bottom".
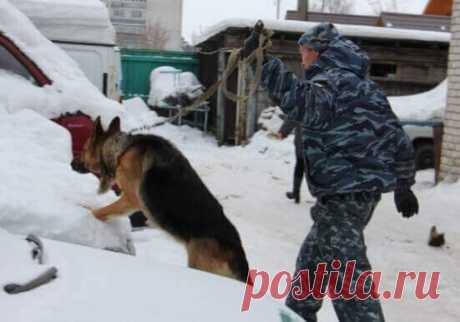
{"left": 128, "top": 28, "right": 273, "bottom": 134}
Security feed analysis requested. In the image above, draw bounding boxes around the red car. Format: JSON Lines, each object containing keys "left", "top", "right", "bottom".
{"left": 1, "top": 32, "right": 95, "bottom": 168}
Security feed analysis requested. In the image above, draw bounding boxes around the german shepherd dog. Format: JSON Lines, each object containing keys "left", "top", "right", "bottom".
{"left": 78, "top": 117, "right": 250, "bottom": 282}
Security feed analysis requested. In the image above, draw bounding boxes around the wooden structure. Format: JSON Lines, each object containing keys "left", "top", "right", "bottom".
{"left": 424, "top": 0, "right": 453, "bottom": 16}
{"left": 195, "top": 21, "right": 449, "bottom": 145}
{"left": 440, "top": 0, "right": 460, "bottom": 180}
{"left": 377, "top": 12, "right": 450, "bottom": 31}
{"left": 286, "top": 11, "right": 379, "bottom": 26}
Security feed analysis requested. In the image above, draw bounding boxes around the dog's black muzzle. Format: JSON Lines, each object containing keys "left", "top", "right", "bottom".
{"left": 71, "top": 159, "right": 90, "bottom": 174}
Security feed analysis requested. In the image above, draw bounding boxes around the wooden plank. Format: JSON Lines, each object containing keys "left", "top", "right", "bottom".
{"left": 216, "top": 50, "right": 226, "bottom": 145}
{"left": 235, "top": 61, "right": 248, "bottom": 145}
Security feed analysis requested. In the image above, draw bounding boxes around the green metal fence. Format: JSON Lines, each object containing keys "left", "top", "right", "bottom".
{"left": 120, "top": 49, "right": 199, "bottom": 102}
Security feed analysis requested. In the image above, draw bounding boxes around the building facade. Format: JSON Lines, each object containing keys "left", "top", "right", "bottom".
{"left": 101, "top": 0, "right": 182, "bottom": 50}
{"left": 440, "top": 0, "right": 460, "bottom": 180}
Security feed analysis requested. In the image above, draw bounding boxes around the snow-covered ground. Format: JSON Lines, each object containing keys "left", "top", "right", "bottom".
{"left": 135, "top": 119, "right": 460, "bottom": 322}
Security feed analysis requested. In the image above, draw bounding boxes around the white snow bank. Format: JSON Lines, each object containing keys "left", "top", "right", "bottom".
{"left": 0, "top": 110, "right": 133, "bottom": 253}
{"left": 389, "top": 80, "right": 447, "bottom": 122}
{"left": 148, "top": 66, "right": 204, "bottom": 107}
{"left": 0, "top": 0, "right": 135, "bottom": 129}
{"left": 0, "top": 227, "right": 302, "bottom": 322}
{"left": 122, "top": 96, "right": 165, "bottom": 127}
{"left": 123, "top": 96, "right": 152, "bottom": 115}
{"left": 192, "top": 18, "right": 450, "bottom": 46}
{"left": 12, "top": 0, "right": 115, "bottom": 45}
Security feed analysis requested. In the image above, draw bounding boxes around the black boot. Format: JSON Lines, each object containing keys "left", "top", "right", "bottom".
{"left": 286, "top": 173, "right": 302, "bottom": 204}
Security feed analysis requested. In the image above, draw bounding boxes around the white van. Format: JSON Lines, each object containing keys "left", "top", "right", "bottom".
{"left": 13, "top": 0, "right": 121, "bottom": 100}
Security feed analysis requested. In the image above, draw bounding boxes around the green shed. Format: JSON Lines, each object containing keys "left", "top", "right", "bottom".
{"left": 120, "top": 49, "right": 199, "bottom": 102}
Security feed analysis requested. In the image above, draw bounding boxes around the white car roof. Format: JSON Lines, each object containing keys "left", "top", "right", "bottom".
{"left": 0, "top": 228, "right": 302, "bottom": 322}
{"left": 11, "top": 0, "right": 115, "bottom": 45}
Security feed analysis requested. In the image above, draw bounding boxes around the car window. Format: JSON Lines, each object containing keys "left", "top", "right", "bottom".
{"left": 0, "top": 44, "right": 36, "bottom": 83}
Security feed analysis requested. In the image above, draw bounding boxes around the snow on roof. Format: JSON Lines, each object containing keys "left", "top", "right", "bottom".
{"left": 12, "top": 0, "right": 115, "bottom": 45}
{"left": 0, "top": 0, "right": 134, "bottom": 129}
{"left": 389, "top": 79, "right": 447, "bottom": 122}
{"left": 192, "top": 18, "right": 451, "bottom": 46}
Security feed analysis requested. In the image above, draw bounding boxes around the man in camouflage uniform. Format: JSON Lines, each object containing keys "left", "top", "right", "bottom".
{"left": 243, "top": 22, "right": 419, "bottom": 322}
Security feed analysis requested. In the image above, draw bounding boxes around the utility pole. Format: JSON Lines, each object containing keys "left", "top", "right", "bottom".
{"left": 299, "top": 0, "right": 309, "bottom": 20}
{"left": 276, "top": 0, "right": 281, "bottom": 19}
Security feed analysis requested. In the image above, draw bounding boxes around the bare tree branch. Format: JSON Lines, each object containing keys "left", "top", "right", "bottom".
{"left": 144, "top": 21, "right": 170, "bottom": 49}
{"left": 311, "top": 0, "right": 353, "bottom": 14}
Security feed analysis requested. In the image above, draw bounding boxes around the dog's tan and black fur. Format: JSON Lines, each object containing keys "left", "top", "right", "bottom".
{"left": 79, "top": 117, "right": 250, "bottom": 282}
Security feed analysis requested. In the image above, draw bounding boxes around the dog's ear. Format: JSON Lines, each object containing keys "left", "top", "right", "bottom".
{"left": 107, "top": 116, "right": 121, "bottom": 136}
{"left": 94, "top": 116, "right": 104, "bottom": 137}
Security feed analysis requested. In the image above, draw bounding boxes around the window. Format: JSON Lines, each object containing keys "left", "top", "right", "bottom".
{"left": 370, "top": 63, "right": 397, "bottom": 78}
{"left": 131, "top": 10, "right": 143, "bottom": 18}
{"left": 112, "top": 9, "right": 125, "bottom": 17}
{"left": 0, "top": 45, "right": 34, "bottom": 81}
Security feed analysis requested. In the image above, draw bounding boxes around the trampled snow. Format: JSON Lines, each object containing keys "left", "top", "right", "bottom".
{"left": 144, "top": 126, "right": 460, "bottom": 322}
{"left": 0, "top": 110, "right": 133, "bottom": 253}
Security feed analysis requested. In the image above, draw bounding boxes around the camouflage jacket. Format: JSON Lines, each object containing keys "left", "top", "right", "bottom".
{"left": 261, "top": 36, "right": 415, "bottom": 197}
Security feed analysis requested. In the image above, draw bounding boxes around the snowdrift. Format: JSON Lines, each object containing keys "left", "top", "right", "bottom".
{"left": 0, "top": 110, "right": 133, "bottom": 253}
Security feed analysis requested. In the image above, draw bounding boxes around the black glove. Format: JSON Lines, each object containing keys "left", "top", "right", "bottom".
{"left": 394, "top": 185, "right": 419, "bottom": 218}
{"left": 241, "top": 20, "right": 265, "bottom": 59}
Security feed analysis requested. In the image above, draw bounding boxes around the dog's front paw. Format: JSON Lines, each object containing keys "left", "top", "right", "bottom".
{"left": 79, "top": 203, "right": 92, "bottom": 211}
{"left": 92, "top": 209, "right": 108, "bottom": 222}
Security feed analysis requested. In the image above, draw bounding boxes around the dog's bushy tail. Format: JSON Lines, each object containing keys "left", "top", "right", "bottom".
{"left": 227, "top": 244, "right": 250, "bottom": 283}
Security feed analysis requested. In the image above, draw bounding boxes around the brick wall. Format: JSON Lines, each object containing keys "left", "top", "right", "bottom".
{"left": 440, "top": 0, "right": 460, "bottom": 180}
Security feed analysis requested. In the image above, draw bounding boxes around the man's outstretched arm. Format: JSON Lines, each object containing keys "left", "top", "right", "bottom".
{"left": 394, "top": 126, "right": 419, "bottom": 218}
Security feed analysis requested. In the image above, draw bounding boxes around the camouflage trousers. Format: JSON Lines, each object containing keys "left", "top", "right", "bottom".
{"left": 286, "top": 192, "right": 385, "bottom": 322}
